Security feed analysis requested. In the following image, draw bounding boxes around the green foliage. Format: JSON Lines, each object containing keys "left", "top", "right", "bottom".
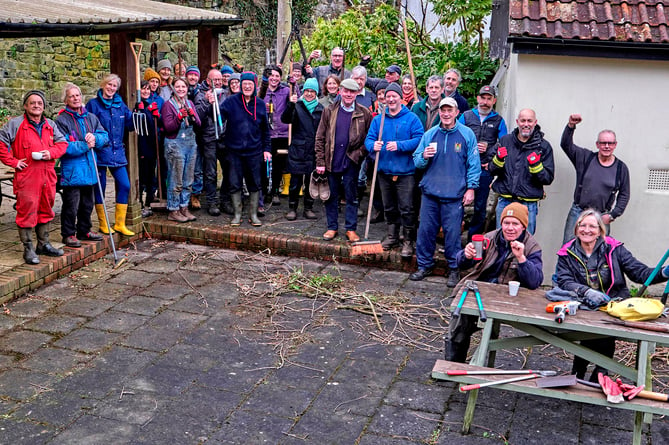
{"left": 233, "top": 0, "right": 278, "bottom": 40}
{"left": 0, "top": 108, "right": 10, "bottom": 127}
{"left": 432, "top": 0, "right": 492, "bottom": 43}
{"left": 300, "top": 2, "right": 498, "bottom": 105}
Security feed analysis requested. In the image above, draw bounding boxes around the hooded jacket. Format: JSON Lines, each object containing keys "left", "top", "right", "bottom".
{"left": 281, "top": 99, "right": 324, "bottom": 175}
{"left": 364, "top": 105, "right": 424, "bottom": 176}
{"left": 85, "top": 91, "right": 134, "bottom": 167}
{"left": 556, "top": 236, "right": 667, "bottom": 300}
{"left": 220, "top": 92, "right": 271, "bottom": 156}
{"left": 55, "top": 107, "right": 109, "bottom": 186}
{"left": 489, "top": 126, "right": 555, "bottom": 201}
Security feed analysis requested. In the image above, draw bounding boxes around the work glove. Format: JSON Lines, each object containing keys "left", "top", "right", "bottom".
{"left": 662, "top": 264, "right": 669, "bottom": 278}
{"left": 527, "top": 151, "right": 540, "bottom": 165}
{"left": 262, "top": 67, "right": 273, "bottom": 82}
{"left": 359, "top": 55, "right": 372, "bottom": 67}
{"left": 179, "top": 108, "right": 189, "bottom": 120}
{"left": 187, "top": 106, "right": 195, "bottom": 116}
{"left": 582, "top": 288, "right": 610, "bottom": 309}
{"left": 148, "top": 102, "right": 160, "bottom": 117}
{"left": 135, "top": 102, "right": 145, "bottom": 111}
{"left": 233, "top": 63, "right": 244, "bottom": 73}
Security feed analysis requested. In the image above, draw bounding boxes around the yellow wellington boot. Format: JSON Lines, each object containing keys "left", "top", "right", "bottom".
{"left": 95, "top": 204, "right": 114, "bottom": 234}
{"left": 113, "top": 204, "right": 135, "bottom": 236}
{"left": 281, "top": 173, "right": 290, "bottom": 196}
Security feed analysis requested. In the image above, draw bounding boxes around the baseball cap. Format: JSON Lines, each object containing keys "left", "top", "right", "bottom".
{"left": 439, "top": 97, "right": 458, "bottom": 109}
{"left": 385, "top": 65, "right": 402, "bottom": 75}
{"left": 479, "top": 85, "right": 496, "bottom": 97}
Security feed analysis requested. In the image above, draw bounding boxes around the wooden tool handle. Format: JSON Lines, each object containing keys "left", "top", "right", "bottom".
{"left": 638, "top": 390, "right": 669, "bottom": 402}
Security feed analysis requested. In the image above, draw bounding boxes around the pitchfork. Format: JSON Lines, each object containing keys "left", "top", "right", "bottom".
{"left": 130, "top": 42, "right": 148, "bottom": 136}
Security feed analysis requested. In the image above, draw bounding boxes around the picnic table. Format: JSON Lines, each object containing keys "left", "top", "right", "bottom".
{"left": 431, "top": 281, "right": 669, "bottom": 445}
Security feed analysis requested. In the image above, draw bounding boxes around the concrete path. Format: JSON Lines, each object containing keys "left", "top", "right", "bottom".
{"left": 0, "top": 240, "right": 666, "bottom": 444}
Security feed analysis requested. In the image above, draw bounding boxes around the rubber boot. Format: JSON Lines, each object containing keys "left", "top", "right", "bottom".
{"left": 248, "top": 191, "right": 262, "bottom": 226}
{"left": 230, "top": 192, "right": 243, "bottom": 226}
{"left": 95, "top": 204, "right": 114, "bottom": 234}
{"left": 381, "top": 224, "right": 400, "bottom": 250}
{"left": 281, "top": 174, "right": 291, "bottom": 196}
{"left": 286, "top": 203, "right": 297, "bottom": 221}
{"left": 113, "top": 204, "right": 135, "bottom": 236}
{"left": 18, "top": 227, "right": 39, "bottom": 264}
{"left": 35, "top": 223, "right": 64, "bottom": 257}
{"left": 400, "top": 227, "right": 414, "bottom": 259}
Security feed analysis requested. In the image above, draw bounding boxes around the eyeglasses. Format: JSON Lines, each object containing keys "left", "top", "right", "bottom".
{"left": 597, "top": 141, "right": 616, "bottom": 146}
{"left": 578, "top": 223, "right": 600, "bottom": 230}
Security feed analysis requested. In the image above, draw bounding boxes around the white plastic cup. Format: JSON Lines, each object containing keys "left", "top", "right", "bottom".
{"left": 31, "top": 151, "right": 43, "bottom": 160}
{"left": 508, "top": 281, "right": 520, "bottom": 297}
{"left": 427, "top": 142, "right": 437, "bottom": 157}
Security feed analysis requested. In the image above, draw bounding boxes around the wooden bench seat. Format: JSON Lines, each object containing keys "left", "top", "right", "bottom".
{"left": 432, "top": 359, "right": 669, "bottom": 417}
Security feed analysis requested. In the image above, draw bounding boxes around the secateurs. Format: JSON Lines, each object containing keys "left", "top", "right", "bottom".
{"left": 452, "top": 280, "right": 487, "bottom": 322}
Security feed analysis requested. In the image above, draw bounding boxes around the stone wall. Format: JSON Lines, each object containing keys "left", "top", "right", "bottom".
{"left": 0, "top": 0, "right": 350, "bottom": 117}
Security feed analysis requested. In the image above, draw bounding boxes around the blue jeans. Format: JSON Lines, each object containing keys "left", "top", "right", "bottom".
{"left": 94, "top": 166, "right": 131, "bottom": 205}
{"left": 496, "top": 197, "right": 538, "bottom": 235}
{"left": 415, "top": 194, "right": 463, "bottom": 270}
{"left": 324, "top": 163, "right": 360, "bottom": 231}
{"left": 468, "top": 169, "right": 493, "bottom": 238}
{"left": 165, "top": 124, "right": 197, "bottom": 211}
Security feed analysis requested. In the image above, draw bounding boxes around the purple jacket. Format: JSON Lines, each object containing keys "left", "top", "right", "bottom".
{"left": 161, "top": 98, "right": 201, "bottom": 139}
{"left": 262, "top": 83, "right": 291, "bottom": 138}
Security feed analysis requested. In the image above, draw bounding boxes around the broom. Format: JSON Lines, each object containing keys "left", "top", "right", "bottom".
{"left": 351, "top": 106, "right": 386, "bottom": 256}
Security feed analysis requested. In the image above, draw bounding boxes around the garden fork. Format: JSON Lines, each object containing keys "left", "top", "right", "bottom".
{"left": 130, "top": 42, "right": 148, "bottom": 136}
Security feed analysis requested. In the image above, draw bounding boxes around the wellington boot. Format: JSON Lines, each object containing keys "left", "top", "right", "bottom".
{"left": 381, "top": 224, "right": 400, "bottom": 250}
{"left": 281, "top": 174, "right": 290, "bottom": 196}
{"left": 230, "top": 192, "right": 243, "bottom": 226}
{"left": 113, "top": 204, "right": 135, "bottom": 236}
{"left": 248, "top": 192, "right": 262, "bottom": 226}
{"left": 35, "top": 223, "right": 64, "bottom": 257}
{"left": 95, "top": 204, "right": 114, "bottom": 234}
{"left": 400, "top": 227, "right": 415, "bottom": 259}
{"left": 18, "top": 227, "right": 40, "bottom": 264}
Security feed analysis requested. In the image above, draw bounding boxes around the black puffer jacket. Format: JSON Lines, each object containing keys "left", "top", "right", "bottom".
{"left": 281, "top": 100, "right": 323, "bottom": 175}
{"left": 489, "top": 126, "right": 555, "bottom": 201}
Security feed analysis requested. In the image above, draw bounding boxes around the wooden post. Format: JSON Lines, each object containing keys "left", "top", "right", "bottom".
{"left": 276, "top": 0, "right": 291, "bottom": 64}
{"left": 109, "top": 32, "right": 141, "bottom": 230}
{"left": 198, "top": 27, "right": 220, "bottom": 74}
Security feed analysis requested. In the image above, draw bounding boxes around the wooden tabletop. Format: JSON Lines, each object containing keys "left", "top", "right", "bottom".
{"left": 452, "top": 281, "right": 669, "bottom": 345}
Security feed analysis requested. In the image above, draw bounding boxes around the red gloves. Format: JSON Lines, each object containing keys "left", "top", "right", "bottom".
{"left": 136, "top": 102, "right": 145, "bottom": 110}
{"left": 179, "top": 108, "right": 189, "bottom": 120}
{"left": 148, "top": 102, "right": 160, "bottom": 117}
{"left": 187, "top": 107, "right": 195, "bottom": 116}
{"left": 527, "top": 152, "right": 540, "bottom": 165}
{"left": 496, "top": 146, "right": 507, "bottom": 159}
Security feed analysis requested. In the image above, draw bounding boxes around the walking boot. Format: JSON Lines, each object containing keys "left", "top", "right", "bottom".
{"left": 95, "top": 204, "right": 114, "bottom": 234}
{"left": 230, "top": 192, "right": 243, "bottom": 226}
{"left": 400, "top": 227, "right": 414, "bottom": 259}
{"left": 168, "top": 210, "right": 188, "bottom": 223}
{"left": 35, "top": 223, "right": 64, "bottom": 257}
{"left": 286, "top": 204, "right": 297, "bottom": 221}
{"left": 180, "top": 206, "right": 197, "bottom": 221}
{"left": 303, "top": 207, "right": 317, "bottom": 220}
{"left": 381, "top": 224, "right": 400, "bottom": 250}
{"left": 18, "top": 227, "right": 39, "bottom": 264}
{"left": 248, "top": 191, "right": 262, "bottom": 226}
{"left": 113, "top": 204, "right": 135, "bottom": 236}
{"left": 221, "top": 200, "right": 234, "bottom": 215}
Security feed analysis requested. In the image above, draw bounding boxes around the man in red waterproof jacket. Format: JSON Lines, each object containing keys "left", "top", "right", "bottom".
{"left": 0, "top": 90, "right": 68, "bottom": 264}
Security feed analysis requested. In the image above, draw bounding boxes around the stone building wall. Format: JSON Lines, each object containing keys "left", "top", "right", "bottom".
{"left": 0, "top": 0, "right": 349, "bottom": 117}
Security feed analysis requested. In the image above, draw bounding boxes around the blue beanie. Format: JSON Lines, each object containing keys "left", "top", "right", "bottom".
{"left": 303, "top": 78, "right": 319, "bottom": 95}
{"left": 239, "top": 71, "right": 257, "bottom": 96}
{"left": 186, "top": 65, "right": 200, "bottom": 76}
{"left": 221, "top": 65, "right": 234, "bottom": 75}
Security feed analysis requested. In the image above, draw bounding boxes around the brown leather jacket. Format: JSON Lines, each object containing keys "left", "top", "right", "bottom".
{"left": 314, "top": 102, "right": 372, "bottom": 171}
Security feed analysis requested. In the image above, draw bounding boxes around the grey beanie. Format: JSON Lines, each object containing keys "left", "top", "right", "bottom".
{"left": 157, "top": 59, "right": 172, "bottom": 72}
{"left": 384, "top": 82, "right": 402, "bottom": 98}
{"left": 23, "top": 89, "right": 46, "bottom": 105}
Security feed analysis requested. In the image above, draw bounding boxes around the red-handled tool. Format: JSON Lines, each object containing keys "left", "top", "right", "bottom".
{"left": 460, "top": 374, "right": 539, "bottom": 392}
{"left": 448, "top": 369, "right": 556, "bottom": 377}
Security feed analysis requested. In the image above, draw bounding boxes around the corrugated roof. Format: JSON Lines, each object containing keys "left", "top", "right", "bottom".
{"left": 0, "top": 0, "right": 241, "bottom": 37}
{"left": 509, "top": 0, "right": 669, "bottom": 43}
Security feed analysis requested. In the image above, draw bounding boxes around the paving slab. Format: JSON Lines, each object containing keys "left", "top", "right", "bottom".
{"left": 22, "top": 314, "right": 88, "bottom": 335}
{"left": 0, "top": 330, "right": 54, "bottom": 355}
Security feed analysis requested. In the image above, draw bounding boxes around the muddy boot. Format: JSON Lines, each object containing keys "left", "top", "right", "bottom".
{"left": 230, "top": 192, "right": 243, "bottom": 226}
{"left": 381, "top": 224, "right": 400, "bottom": 250}
{"left": 248, "top": 191, "right": 262, "bottom": 226}
{"left": 18, "top": 227, "right": 40, "bottom": 264}
{"left": 400, "top": 227, "right": 414, "bottom": 259}
{"left": 35, "top": 223, "right": 64, "bottom": 257}
{"left": 286, "top": 203, "right": 297, "bottom": 221}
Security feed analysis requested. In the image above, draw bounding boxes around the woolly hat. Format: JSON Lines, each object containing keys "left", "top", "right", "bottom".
{"left": 23, "top": 89, "right": 46, "bottom": 105}
{"left": 157, "top": 59, "right": 172, "bottom": 72}
{"left": 186, "top": 65, "right": 200, "bottom": 76}
{"left": 384, "top": 82, "right": 402, "bottom": 98}
{"left": 340, "top": 78, "right": 360, "bottom": 92}
{"left": 303, "top": 78, "right": 319, "bottom": 94}
{"left": 500, "top": 202, "right": 529, "bottom": 229}
{"left": 220, "top": 65, "right": 234, "bottom": 75}
{"left": 240, "top": 71, "right": 257, "bottom": 96}
{"left": 143, "top": 68, "right": 160, "bottom": 82}
{"left": 375, "top": 80, "right": 389, "bottom": 94}
{"left": 229, "top": 73, "right": 241, "bottom": 82}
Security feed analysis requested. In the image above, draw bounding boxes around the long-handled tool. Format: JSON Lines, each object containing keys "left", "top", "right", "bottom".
{"left": 149, "top": 114, "right": 167, "bottom": 211}
{"left": 452, "top": 280, "right": 487, "bottom": 322}
{"left": 635, "top": 247, "right": 669, "bottom": 304}
{"left": 212, "top": 88, "right": 224, "bottom": 140}
{"left": 460, "top": 374, "right": 540, "bottom": 392}
{"left": 130, "top": 42, "right": 148, "bottom": 136}
{"left": 401, "top": 17, "right": 419, "bottom": 103}
{"left": 91, "top": 151, "right": 125, "bottom": 268}
{"left": 351, "top": 106, "right": 386, "bottom": 256}
{"left": 447, "top": 369, "right": 557, "bottom": 377}
{"left": 602, "top": 318, "right": 669, "bottom": 334}
{"left": 535, "top": 374, "right": 669, "bottom": 403}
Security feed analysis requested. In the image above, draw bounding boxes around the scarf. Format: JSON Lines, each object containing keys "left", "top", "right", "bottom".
{"left": 302, "top": 97, "right": 318, "bottom": 114}
{"left": 402, "top": 90, "right": 415, "bottom": 106}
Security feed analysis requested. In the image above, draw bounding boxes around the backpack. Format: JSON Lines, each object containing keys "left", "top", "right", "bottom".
{"left": 604, "top": 297, "right": 665, "bottom": 321}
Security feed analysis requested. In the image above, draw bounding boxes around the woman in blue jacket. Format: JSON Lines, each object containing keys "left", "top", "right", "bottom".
{"left": 85, "top": 73, "right": 135, "bottom": 236}
{"left": 56, "top": 83, "right": 109, "bottom": 247}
